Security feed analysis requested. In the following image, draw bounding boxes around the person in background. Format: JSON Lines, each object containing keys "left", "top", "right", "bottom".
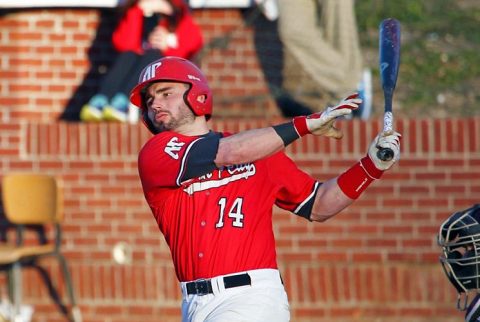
{"left": 276, "top": 0, "right": 372, "bottom": 119}
{"left": 80, "top": 0, "right": 203, "bottom": 122}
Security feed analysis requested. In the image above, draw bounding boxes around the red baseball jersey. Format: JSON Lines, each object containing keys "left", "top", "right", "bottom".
{"left": 138, "top": 131, "right": 319, "bottom": 282}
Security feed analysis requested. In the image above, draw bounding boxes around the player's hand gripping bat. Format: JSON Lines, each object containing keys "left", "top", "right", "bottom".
{"left": 377, "top": 18, "right": 401, "bottom": 161}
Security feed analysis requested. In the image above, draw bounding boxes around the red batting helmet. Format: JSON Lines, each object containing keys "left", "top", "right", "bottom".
{"left": 130, "top": 56, "right": 213, "bottom": 133}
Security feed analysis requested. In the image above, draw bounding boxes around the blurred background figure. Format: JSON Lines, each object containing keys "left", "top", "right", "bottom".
{"left": 250, "top": 0, "right": 314, "bottom": 117}
{"left": 80, "top": 0, "right": 203, "bottom": 123}
{"left": 277, "top": 0, "right": 372, "bottom": 119}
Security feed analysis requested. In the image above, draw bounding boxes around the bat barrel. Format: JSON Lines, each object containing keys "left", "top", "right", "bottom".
{"left": 377, "top": 18, "right": 400, "bottom": 162}
{"left": 383, "top": 89, "right": 393, "bottom": 113}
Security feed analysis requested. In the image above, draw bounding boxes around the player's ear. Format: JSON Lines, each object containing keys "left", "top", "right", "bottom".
{"left": 197, "top": 95, "right": 207, "bottom": 103}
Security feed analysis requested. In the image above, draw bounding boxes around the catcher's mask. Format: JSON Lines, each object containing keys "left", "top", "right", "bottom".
{"left": 438, "top": 204, "right": 480, "bottom": 311}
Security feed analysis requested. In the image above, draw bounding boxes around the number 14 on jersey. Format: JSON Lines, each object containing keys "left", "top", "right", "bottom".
{"left": 215, "top": 197, "right": 245, "bottom": 228}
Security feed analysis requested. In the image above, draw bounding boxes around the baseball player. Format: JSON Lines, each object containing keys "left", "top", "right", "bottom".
{"left": 130, "top": 56, "right": 401, "bottom": 322}
{"left": 438, "top": 204, "right": 480, "bottom": 322}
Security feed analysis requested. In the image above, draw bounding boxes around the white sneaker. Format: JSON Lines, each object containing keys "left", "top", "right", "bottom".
{"left": 80, "top": 104, "right": 103, "bottom": 122}
{"left": 255, "top": 0, "right": 279, "bottom": 21}
{"left": 102, "top": 106, "right": 128, "bottom": 123}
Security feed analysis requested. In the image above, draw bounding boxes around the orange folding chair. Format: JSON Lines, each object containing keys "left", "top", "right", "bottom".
{"left": 0, "top": 173, "right": 81, "bottom": 322}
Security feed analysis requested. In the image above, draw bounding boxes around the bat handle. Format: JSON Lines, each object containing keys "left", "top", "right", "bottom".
{"left": 376, "top": 110, "right": 394, "bottom": 161}
{"left": 377, "top": 147, "right": 394, "bottom": 161}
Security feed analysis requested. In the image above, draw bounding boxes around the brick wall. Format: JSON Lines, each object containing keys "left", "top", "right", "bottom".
{"left": 1, "top": 7, "right": 479, "bottom": 322}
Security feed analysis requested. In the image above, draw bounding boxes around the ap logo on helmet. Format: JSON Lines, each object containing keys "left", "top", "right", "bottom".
{"left": 140, "top": 62, "right": 162, "bottom": 83}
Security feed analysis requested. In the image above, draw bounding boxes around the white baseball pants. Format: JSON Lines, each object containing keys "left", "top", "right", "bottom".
{"left": 180, "top": 268, "right": 290, "bottom": 322}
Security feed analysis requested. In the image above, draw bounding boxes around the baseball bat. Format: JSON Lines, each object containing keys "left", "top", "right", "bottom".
{"left": 377, "top": 18, "right": 401, "bottom": 161}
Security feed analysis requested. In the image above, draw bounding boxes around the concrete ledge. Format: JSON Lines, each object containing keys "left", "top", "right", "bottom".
{"left": 189, "top": 0, "right": 251, "bottom": 8}
{"left": 0, "top": 0, "right": 252, "bottom": 8}
{"left": 0, "top": 0, "right": 121, "bottom": 8}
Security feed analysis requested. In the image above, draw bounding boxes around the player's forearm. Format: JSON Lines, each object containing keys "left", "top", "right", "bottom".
{"left": 311, "top": 146, "right": 400, "bottom": 222}
{"left": 215, "top": 127, "right": 285, "bottom": 167}
{"left": 214, "top": 94, "right": 362, "bottom": 167}
{"left": 310, "top": 179, "right": 354, "bottom": 222}
{"left": 311, "top": 157, "right": 382, "bottom": 222}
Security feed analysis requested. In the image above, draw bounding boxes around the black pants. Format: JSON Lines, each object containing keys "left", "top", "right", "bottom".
{"left": 98, "top": 50, "right": 163, "bottom": 99}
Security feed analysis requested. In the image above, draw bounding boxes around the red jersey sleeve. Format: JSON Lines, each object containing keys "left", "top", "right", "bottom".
{"left": 267, "top": 152, "right": 320, "bottom": 219}
{"left": 138, "top": 132, "right": 199, "bottom": 190}
{"left": 112, "top": 5, "right": 144, "bottom": 53}
{"left": 138, "top": 131, "right": 220, "bottom": 192}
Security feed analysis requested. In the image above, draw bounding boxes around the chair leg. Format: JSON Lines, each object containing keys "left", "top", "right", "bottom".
{"left": 4, "top": 268, "right": 16, "bottom": 320}
{"left": 6, "top": 267, "right": 15, "bottom": 303}
{"left": 57, "top": 254, "right": 82, "bottom": 322}
{"left": 34, "top": 264, "right": 68, "bottom": 317}
{"left": 11, "top": 262, "right": 22, "bottom": 321}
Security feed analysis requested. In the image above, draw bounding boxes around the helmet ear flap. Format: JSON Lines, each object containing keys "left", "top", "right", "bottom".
{"left": 142, "top": 109, "right": 159, "bottom": 135}
{"left": 181, "top": 84, "right": 197, "bottom": 117}
{"left": 139, "top": 92, "right": 160, "bottom": 135}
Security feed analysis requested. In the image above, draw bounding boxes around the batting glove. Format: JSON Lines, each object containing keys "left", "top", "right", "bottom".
{"left": 367, "top": 131, "right": 402, "bottom": 171}
{"left": 293, "top": 93, "right": 361, "bottom": 139}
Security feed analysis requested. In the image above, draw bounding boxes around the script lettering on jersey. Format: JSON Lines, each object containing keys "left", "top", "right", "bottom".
{"left": 164, "top": 137, "right": 185, "bottom": 160}
{"left": 225, "top": 163, "right": 255, "bottom": 176}
{"left": 183, "top": 163, "right": 256, "bottom": 195}
{"left": 197, "top": 172, "right": 213, "bottom": 180}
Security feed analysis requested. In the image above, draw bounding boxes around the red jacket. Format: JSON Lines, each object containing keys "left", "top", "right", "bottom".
{"left": 112, "top": 2, "right": 203, "bottom": 59}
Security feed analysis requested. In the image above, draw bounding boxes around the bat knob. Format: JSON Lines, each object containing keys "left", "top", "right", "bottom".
{"left": 377, "top": 147, "right": 394, "bottom": 162}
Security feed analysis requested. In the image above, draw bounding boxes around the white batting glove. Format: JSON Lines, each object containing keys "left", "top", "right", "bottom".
{"left": 367, "top": 131, "right": 402, "bottom": 171}
{"left": 299, "top": 93, "right": 362, "bottom": 139}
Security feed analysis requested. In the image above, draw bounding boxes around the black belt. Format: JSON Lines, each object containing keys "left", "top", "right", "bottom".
{"left": 186, "top": 273, "right": 252, "bottom": 296}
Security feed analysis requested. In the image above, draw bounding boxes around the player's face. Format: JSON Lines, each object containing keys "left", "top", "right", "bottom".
{"left": 144, "top": 82, "right": 195, "bottom": 133}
